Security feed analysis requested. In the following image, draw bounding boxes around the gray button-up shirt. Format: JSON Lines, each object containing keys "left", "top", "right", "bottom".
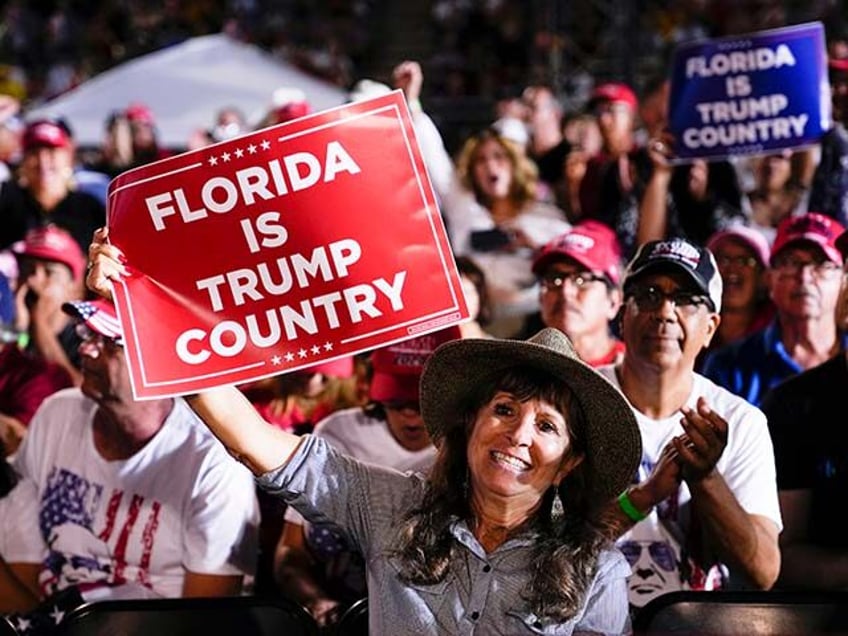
{"left": 258, "top": 435, "right": 632, "bottom": 634}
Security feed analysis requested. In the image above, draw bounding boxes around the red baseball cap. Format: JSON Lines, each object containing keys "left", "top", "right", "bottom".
{"left": 12, "top": 225, "right": 86, "bottom": 280}
{"left": 532, "top": 221, "right": 623, "bottom": 285}
{"left": 22, "top": 119, "right": 71, "bottom": 151}
{"left": 270, "top": 87, "right": 310, "bottom": 124}
{"left": 771, "top": 212, "right": 846, "bottom": 266}
{"left": 369, "top": 326, "right": 462, "bottom": 403}
{"left": 125, "top": 102, "right": 155, "bottom": 125}
{"left": 588, "top": 82, "right": 638, "bottom": 111}
{"left": 829, "top": 57, "right": 848, "bottom": 73}
{"left": 274, "top": 100, "right": 310, "bottom": 124}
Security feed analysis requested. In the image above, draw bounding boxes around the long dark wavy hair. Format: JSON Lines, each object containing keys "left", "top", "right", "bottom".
{"left": 389, "top": 366, "right": 616, "bottom": 621}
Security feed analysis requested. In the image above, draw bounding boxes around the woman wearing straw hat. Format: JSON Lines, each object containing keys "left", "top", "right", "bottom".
{"left": 86, "top": 229, "right": 642, "bottom": 634}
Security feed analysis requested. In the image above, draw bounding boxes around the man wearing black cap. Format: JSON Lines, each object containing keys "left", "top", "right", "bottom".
{"left": 758, "top": 228, "right": 848, "bottom": 590}
{"left": 0, "top": 299, "right": 259, "bottom": 631}
{"left": 597, "top": 237, "right": 781, "bottom": 611}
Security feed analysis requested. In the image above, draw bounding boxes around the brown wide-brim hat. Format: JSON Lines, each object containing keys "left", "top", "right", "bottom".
{"left": 420, "top": 328, "right": 641, "bottom": 501}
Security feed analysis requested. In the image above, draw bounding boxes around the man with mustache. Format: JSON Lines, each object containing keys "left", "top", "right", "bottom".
{"left": 598, "top": 238, "right": 781, "bottom": 612}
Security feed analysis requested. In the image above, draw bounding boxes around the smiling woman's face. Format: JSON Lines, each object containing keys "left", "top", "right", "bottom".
{"left": 466, "top": 390, "right": 581, "bottom": 509}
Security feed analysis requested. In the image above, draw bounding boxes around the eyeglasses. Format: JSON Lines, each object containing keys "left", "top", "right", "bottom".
{"left": 75, "top": 322, "right": 124, "bottom": 349}
{"left": 715, "top": 254, "right": 759, "bottom": 270}
{"left": 771, "top": 256, "right": 842, "bottom": 279}
{"left": 626, "top": 286, "right": 712, "bottom": 314}
{"left": 540, "top": 271, "right": 607, "bottom": 292}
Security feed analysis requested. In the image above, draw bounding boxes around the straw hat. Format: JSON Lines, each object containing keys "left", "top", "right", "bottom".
{"left": 420, "top": 328, "right": 640, "bottom": 500}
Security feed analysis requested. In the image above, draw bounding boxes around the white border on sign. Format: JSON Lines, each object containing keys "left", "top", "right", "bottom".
{"left": 113, "top": 102, "right": 463, "bottom": 393}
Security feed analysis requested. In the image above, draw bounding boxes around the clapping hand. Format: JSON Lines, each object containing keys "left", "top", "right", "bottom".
{"left": 673, "top": 396, "right": 728, "bottom": 483}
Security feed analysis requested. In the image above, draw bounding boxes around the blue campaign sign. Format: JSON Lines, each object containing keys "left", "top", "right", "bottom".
{"left": 668, "top": 22, "right": 831, "bottom": 161}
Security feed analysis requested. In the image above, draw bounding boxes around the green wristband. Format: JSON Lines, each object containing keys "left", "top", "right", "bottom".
{"left": 618, "top": 490, "right": 648, "bottom": 522}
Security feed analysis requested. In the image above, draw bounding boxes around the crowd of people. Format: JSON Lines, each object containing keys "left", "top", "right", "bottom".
{"left": 0, "top": 6, "right": 847, "bottom": 635}
{"left": 1, "top": 2, "right": 845, "bottom": 138}
{"left": 0, "top": 1, "right": 378, "bottom": 107}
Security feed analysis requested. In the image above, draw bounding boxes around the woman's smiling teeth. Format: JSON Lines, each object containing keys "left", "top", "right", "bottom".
{"left": 491, "top": 450, "right": 530, "bottom": 471}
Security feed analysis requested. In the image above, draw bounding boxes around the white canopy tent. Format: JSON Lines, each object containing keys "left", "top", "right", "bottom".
{"left": 27, "top": 33, "right": 350, "bottom": 149}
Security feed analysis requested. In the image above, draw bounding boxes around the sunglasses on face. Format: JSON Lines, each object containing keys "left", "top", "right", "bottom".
{"left": 619, "top": 540, "right": 677, "bottom": 571}
{"left": 626, "top": 286, "right": 712, "bottom": 314}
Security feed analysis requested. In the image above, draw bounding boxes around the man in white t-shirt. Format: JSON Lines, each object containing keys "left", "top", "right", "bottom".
{"left": 273, "top": 327, "right": 459, "bottom": 629}
{"left": 598, "top": 238, "right": 782, "bottom": 612}
{"left": 0, "top": 299, "right": 259, "bottom": 633}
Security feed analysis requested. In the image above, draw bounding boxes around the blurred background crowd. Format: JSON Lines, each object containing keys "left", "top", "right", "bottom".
{"left": 2, "top": 1, "right": 848, "bottom": 634}
{"left": 0, "top": 0, "right": 844, "bottom": 152}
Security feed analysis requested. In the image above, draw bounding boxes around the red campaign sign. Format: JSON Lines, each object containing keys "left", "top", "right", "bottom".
{"left": 106, "top": 91, "right": 469, "bottom": 399}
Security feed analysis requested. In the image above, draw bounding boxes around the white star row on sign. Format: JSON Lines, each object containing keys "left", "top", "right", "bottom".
{"left": 271, "top": 341, "right": 335, "bottom": 366}
{"left": 207, "top": 140, "right": 272, "bottom": 166}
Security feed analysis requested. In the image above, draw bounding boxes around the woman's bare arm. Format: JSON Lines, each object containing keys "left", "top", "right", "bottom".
{"left": 86, "top": 227, "right": 303, "bottom": 475}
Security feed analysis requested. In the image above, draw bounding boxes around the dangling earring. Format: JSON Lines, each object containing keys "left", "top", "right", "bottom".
{"left": 552, "top": 484, "right": 564, "bottom": 516}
